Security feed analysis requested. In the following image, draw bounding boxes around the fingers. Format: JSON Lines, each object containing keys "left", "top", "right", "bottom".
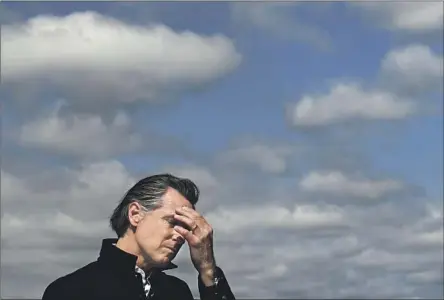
{"left": 173, "top": 224, "right": 191, "bottom": 237}
{"left": 174, "top": 225, "right": 198, "bottom": 244}
{"left": 173, "top": 214, "right": 197, "bottom": 232}
{"left": 174, "top": 207, "right": 213, "bottom": 247}
{"left": 174, "top": 207, "right": 205, "bottom": 231}
{"left": 175, "top": 206, "right": 201, "bottom": 219}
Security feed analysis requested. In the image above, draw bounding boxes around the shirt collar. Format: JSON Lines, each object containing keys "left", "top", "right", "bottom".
{"left": 135, "top": 265, "right": 151, "bottom": 279}
{"left": 97, "top": 238, "right": 178, "bottom": 274}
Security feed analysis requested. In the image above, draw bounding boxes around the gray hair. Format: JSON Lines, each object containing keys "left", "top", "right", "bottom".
{"left": 109, "top": 173, "right": 199, "bottom": 237}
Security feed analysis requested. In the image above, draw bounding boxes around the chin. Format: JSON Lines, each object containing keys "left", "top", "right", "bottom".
{"left": 153, "top": 253, "right": 172, "bottom": 265}
{"left": 155, "top": 257, "right": 171, "bottom": 267}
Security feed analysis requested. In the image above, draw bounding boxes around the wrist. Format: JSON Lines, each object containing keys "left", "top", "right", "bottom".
{"left": 199, "top": 265, "right": 217, "bottom": 287}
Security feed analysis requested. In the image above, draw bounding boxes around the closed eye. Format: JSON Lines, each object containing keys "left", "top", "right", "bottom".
{"left": 168, "top": 219, "right": 179, "bottom": 226}
{"left": 163, "top": 216, "right": 190, "bottom": 230}
{"left": 163, "top": 216, "right": 180, "bottom": 227}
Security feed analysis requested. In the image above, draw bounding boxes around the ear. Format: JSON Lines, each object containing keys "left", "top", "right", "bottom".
{"left": 128, "top": 202, "right": 144, "bottom": 227}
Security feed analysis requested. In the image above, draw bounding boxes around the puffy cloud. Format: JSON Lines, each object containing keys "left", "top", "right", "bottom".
{"left": 1, "top": 160, "right": 135, "bottom": 219}
{"left": 287, "top": 42, "right": 442, "bottom": 127}
{"left": 380, "top": 44, "right": 443, "bottom": 94}
{"left": 17, "top": 103, "right": 143, "bottom": 158}
{"left": 299, "top": 170, "right": 404, "bottom": 199}
{"left": 163, "top": 165, "right": 219, "bottom": 190}
{"left": 287, "top": 83, "right": 415, "bottom": 126}
{"left": 2, "top": 212, "right": 110, "bottom": 248}
{"left": 216, "top": 143, "right": 296, "bottom": 174}
{"left": 205, "top": 203, "right": 347, "bottom": 233}
{"left": 1, "top": 11, "right": 242, "bottom": 109}
{"left": 406, "top": 270, "right": 443, "bottom": 285}
{"left": 352, "top": 2, "right": 443, "bottom": 33}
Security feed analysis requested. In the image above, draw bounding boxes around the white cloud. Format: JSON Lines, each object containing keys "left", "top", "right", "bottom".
{"left": 1, "top": 11, "right": 242, "bottom": 106}
{"left": 287, "top": 83, "right": 416, "bottom": 126}
{"left": 381, "top": 44, "right": 443, "bottom": 93}
{"left": 287, "top": 42, "right": 442, "bottom": 127}
{"left": 1, "top": 170, "right": 27, "bottom": 201}
{"left": 245, "top": 263, "right": 288, "bottom": 281}
{"left": 216, "top": 144, "right": 296, "bottom": 173}
{"left": 2, "top": 212, "right": 109, "bottom": 244}
{"left": 411, "top": 229, "right": 444, "bottom": 249}
{"left": 17, "top": 102, "right": 143, "bottom": 158}
{"left": 206, "top": 204, "right": 347, "bottom": 233}
{"left": 163, "top": 164, "right": 219, "bottom": 190}
{"left": 382, "top": 44, "right": 443, "bottom": 79}
{"left": 1, "top": 160, "right": 136, "bottom": 219}
{"left": 299, "top": 170, "right": 404, "bottom": 199}
{"left": 348, "top": 247, "right": 439, "bottom": 272}
{"left": 353, "top": 2, "right": 443, "bottom": 33}
{"left": 406, "top": 270, "right": 443, "bottom": 284}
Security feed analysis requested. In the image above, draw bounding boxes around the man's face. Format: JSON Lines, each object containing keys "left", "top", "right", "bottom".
{"left": 134, "top": 188, "right": 193, "bottom": 267}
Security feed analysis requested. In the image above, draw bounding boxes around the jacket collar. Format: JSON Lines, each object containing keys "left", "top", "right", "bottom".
{"left": 97, "top": 238, "right": 178, "bottom": 274}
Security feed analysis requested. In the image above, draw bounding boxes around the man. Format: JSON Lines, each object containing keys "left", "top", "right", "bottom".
{"left": 42, "top": 173, "right": 235, "bottom": 300}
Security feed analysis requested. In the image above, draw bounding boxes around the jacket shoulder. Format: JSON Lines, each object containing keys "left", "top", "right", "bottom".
{"left": 42, "top": 262, "right": 98, "bottom": 299}
{"left": 157, "top": 271, "right": 194, "bottom": 297}
{"left": 161, "top": 271, "right": 190, "bottom": 286}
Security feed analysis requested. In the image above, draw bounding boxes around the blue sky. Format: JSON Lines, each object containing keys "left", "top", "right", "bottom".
{"left": 1, "top": 1, "right": 443, "bottom": 298}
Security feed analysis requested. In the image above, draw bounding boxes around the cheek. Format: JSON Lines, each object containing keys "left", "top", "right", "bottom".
{"left": 135, "top": 222, "right": 155, "bottom": 242}
{"left": 137, "top": 221, "right": 170, "bottom": 242}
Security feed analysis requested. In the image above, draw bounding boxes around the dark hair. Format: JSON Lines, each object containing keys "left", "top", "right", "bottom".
{"left": 109, "top": 173, "right": 199, "bottom": 237}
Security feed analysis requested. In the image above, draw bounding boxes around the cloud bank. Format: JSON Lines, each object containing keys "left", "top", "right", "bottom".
{"left": 1, "top": 3, "right": 442, "bottom": 299}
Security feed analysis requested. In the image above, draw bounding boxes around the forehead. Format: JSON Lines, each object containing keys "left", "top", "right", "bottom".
{"left": 159, "top": 187, "right": 193, "bottom": 213}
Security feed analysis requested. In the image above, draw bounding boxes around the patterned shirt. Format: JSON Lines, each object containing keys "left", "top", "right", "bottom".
{"left": 135, "top": 265, "right": 152, "bottom": 298}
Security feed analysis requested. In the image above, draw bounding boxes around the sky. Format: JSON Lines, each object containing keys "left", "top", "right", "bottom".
{"left": 1, "top": 1, "right": 443, "bottom": 299}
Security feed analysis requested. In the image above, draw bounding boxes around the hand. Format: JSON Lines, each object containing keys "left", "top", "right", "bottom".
{"left": 173, "top": 207, "right": 216, "bottom": 280}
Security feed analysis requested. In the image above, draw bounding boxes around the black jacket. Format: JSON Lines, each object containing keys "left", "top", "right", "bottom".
{"left": 42, "top": 238, "right": 235, "bottom": 300}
